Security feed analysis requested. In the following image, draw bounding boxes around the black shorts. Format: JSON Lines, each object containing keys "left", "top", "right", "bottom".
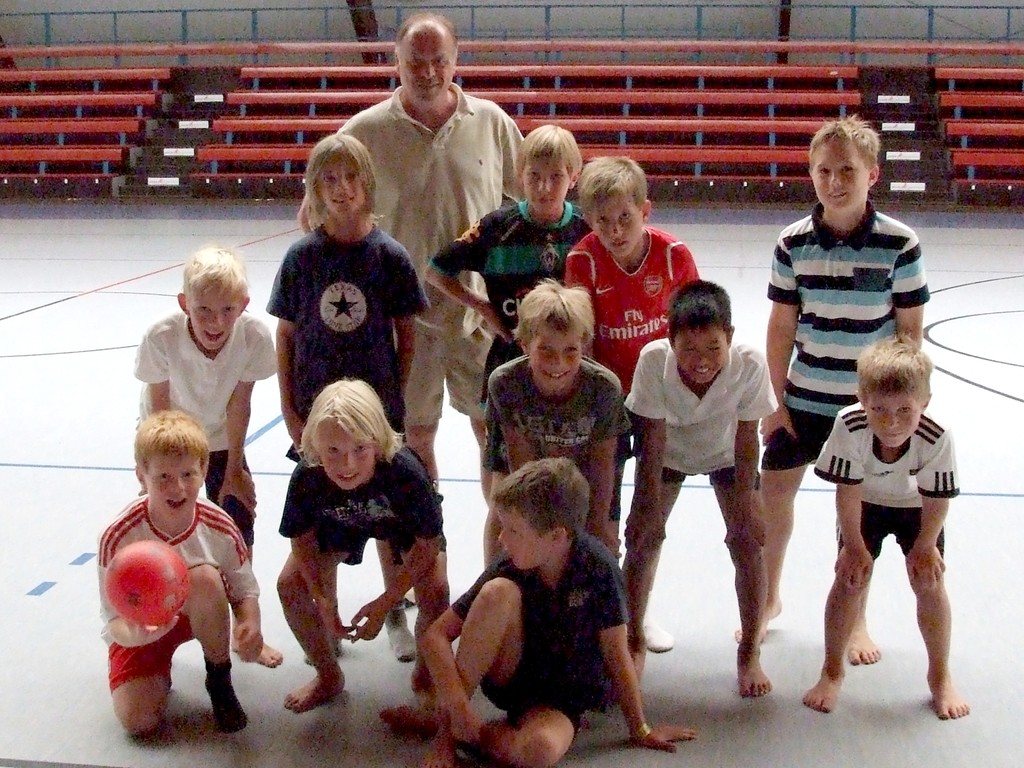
{"left": 205, "top": 449, "right": 254, "bottom": 547}
{"left": 661, "top": 465, "right": 737, "bottom": 488}
{"left": 481, "top": 664, "right": 584, "bottom": 732}
{"left": 838, "top": 502, "right": 946, "bottom": 559}
{"left": 761, "top": 407, "right": 837, "bottom": 471}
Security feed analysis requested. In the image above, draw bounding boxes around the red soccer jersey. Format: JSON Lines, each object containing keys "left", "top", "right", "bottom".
{"left": 565, "top": 227, "right": 699, "bottom": 394}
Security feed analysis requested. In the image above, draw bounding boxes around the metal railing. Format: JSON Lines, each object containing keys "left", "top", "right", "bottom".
{"left": 2, "top": 3, "right": 1023, "bottom": 48}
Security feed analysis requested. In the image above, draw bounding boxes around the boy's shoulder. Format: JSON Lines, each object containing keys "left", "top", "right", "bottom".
{"left": 140, "top": 310, "right": 186, "bottom": 341}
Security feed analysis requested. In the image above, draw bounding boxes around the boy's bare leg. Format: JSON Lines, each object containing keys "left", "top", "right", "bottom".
{"left": 802, "top": 576, "right": 863, "bottom": 713}
{"left": 479, "top": 707, "right": 576, "bottom": 768}
{"left": 277, "top": 554, "right": 344, "bottom": 712}
{"left": 411, "top": 552, "right": 451, "bottom": 695}
{"left": 385, "top": 577, "right": 524, "bottom": 746}
{"left": 421, "top": 579, "right": 525, "bottom": 763}
{"left": 757, "top": 465, "right": 806, "bottom": 632}
{"left": 912, "top": 571, "right": 970, "bottom": 719}
{"left": 112, "top": 675, "right": 169, "bottom": 736}
{"left": 622, "top": 479, "right": 680, "bottom": 677}
{"left": 846, "top": 583, "right": 881, "bottom": 665}
{"left": 715, "top": 485, "right": 771, "bottom": 697}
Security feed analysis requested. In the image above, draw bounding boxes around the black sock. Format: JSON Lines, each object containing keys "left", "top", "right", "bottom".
{"left": 204, "top": 658, "right": 247, "bottom": 733}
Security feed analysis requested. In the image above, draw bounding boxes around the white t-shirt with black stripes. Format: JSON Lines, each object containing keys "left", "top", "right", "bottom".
{"left": 815, "top": 404, "right": 959, "bottom": 508}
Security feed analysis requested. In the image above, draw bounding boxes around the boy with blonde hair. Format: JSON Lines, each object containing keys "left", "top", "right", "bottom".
{"left": 565, "top": 156, "right": 700, "bottom": 652}
{"left": 427, "top": 123, "right": 590, "bottom": 560}
{"left": 484, "top": 280, "right": 629, "bottom": 559}
{"left": 759, "top": 115, "right": 929, "bottom": 662}
{"left": 98, "top": 411, "right": 267, "bottom": 734}
{"left": 803, "top": 340, "right": 968, "bottom": 720}
{"left": 276, "top": 379, "right": 449, "bottom": 713}
{"left": 384, "top": 457, "right": 696, "bottom": 768}
{"left": 135, "top": 245, "right": 281, "bottom": 667}
{"left": 428, "top": 124, "right": 589, "bottom": 398}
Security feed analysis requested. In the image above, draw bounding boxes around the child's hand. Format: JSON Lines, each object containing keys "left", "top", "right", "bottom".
{"left": 631, "top": 722, "right": 697, "bottom": 752}
{"left": 760, "top": 406, "right": 795, "bottom": 443}
{"left": 111, "top": 614, "right": 179, "bottom": 647}
{"left": 836, "top": 545, "right": 873, "bottom": 590}
{"left": 220, "top": 467, "right": 257, "bottom": 513}
{"left": 232, "top": 618, "right": 264, "bottom": 662}
{"left": 476, "top": 303, "right": 514, "bottom": 343}
{"left": 345, "top": 595, "right": 392, "bottom": 642}
{"left": 907, "top": 545, "right": 945, "bottom": 589}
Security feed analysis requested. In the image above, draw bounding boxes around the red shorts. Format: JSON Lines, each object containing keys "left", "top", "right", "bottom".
{"left": 108, "top": 615, "right": 194, "bottom": 692}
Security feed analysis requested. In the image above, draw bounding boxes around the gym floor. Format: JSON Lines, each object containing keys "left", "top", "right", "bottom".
{"left": 1, "top": 198, "right": 1020, "bottom": 768}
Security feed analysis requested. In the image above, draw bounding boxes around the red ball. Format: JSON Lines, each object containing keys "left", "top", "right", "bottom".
{"left": 105, "top": 540, "right": 190, "bottom": 626}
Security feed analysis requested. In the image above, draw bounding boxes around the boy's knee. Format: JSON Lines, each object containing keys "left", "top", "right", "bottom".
{"left": 276, "top": 566, "right": 307, "bottom": 602}
{"left": 724, "top": 525, "right": 763, "bottom": 564}
{"left": 186, "top": 564, "right": 227, "bottom": 604}
{"left": 118, "top": 708, "right": 163, "bottom": 737}
{"left": 520, "top": 731, "right": 568, "bottom": 768}
{"left": 624, "top": 516, "right": 666, "bottom": 555}
{"left": 475, "top": 578, "right": 522, "bottom": 618}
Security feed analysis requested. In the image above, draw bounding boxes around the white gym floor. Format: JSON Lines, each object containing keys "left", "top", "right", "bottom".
{"left": 0, "top": 198, "right": 1021, "bottom": 768}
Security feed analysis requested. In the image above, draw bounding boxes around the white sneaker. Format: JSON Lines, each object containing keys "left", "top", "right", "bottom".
{"left": 644, "top": 621, "right": 674, "bottom": 653}
{"left": 386, "top": 607, "right": 416, "bottom": 662}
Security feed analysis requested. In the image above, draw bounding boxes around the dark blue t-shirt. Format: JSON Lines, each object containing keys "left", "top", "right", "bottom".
{"left": 453, "top": 534, "right": 627, "bottom": 714}
{"left": 267, "top": 225, "right": 427, "bottom": 429}
{"left": 279, "top": 447, "right": 442, "bottom": 565}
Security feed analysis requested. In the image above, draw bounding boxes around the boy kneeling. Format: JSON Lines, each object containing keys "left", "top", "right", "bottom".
{"left": 803, "top": 340, "right": 969, "bottom": 720}
{"left": 386, "top": 457, "right": 695, "bottom": 767}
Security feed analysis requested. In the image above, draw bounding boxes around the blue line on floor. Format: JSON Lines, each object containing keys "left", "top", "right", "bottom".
{"left": 70, "top": 553, "right": 95, "bottom": 565}
{"left": 245, "top": 414, "right": 283, "bottom": 445}
{"left": 27, "top": 582, "right": 56, "bottom": 596}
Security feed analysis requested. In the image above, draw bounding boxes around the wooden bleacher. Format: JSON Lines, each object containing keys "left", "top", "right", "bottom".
{"left": 935, "top": 66, "right": 1024, "bottom": 202}
{"left": 0, "top": 67, "right": 169, "bottom": 196}
{"left": 199, "top": 63, "right": 855, "bottom": 195}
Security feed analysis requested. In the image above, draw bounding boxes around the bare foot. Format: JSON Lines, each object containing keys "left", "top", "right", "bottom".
{"left": 380, "top": 704, "right": 440, "bottom": 738}
{"left": 284, "top": 670, "right": 344, "bottom": 713}
{"left": 735, "top": 600, "right": 780, "bottom": 644}
{"left": 802, "top": 673, "right": 843, "bottom": 713}
{"left": 738, "top": 659, "right": 772, "bottom": 698}
{"left": 846, "top": 625, "right": 881, "bottom": 666}
{"left": 249, "top": 642, "right": 283, "bottom": 668}
{"left": 422, "top": 719, "right": 458, "bottom": 768}
{"left": 930, "top": 678, "right": 970, "bottom": 720}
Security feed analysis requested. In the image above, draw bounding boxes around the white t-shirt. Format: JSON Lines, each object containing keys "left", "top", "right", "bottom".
{"left": 626, "top": 340, "right": 777, "bottom": 474}
{"left": 814, "top": 404, "right": 959, "bottom": 508}
{"left": 97, "top": 496, "right": 260, "bottom": 644}
{"left": 134, "top": 311, "right": 276, "bottom": 451}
